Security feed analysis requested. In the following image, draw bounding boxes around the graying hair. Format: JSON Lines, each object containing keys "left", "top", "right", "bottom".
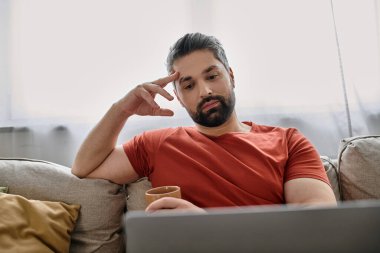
{"left": 166, "top": 33, "right": 230, "bottom": 73}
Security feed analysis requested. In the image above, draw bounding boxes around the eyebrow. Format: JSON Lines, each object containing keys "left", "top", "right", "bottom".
{"left": 178, "top": 65, "right": 219, "bottom": 86}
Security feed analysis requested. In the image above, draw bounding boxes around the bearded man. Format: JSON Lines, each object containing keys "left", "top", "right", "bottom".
{"left": 72, "top": 33, "right": 336, "bottom": 212}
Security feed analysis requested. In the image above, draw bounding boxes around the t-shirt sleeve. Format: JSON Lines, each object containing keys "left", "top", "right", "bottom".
{"left": 123, "top": 134, "right": 148, "bottom": 178}
{"left": 284, "top": 129, "right": 331, "bottom": 186}
{"left": 122, "top": 129, "right": 171, "bottom": 178}
{"left": 122, "top": 131, "right": 158, "bottom": 178}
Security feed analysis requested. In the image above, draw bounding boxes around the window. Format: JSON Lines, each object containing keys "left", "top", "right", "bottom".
{"left": 1, "top": 0, "right": 380, "bottom": 157}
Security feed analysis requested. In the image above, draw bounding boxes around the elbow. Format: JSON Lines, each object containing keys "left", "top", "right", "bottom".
{"left": 71, "top": 163, "right": 86, "bottom": 178}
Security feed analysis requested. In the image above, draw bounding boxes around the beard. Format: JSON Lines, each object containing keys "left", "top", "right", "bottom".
{"left": 187, "top": 92, "right": 236, "bottom": 127}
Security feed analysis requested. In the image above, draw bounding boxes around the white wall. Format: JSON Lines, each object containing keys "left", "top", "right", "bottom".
{"left": 1, "top": 0, "right": 380, "bottom": 166}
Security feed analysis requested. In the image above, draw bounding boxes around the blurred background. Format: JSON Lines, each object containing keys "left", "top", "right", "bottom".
{"left": 1, "top": 0, "right": 379, "bottom": 166}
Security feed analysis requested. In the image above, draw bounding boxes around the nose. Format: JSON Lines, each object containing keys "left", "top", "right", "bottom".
{"left": 199, "top": 81, "right": 213, "bottom": 98}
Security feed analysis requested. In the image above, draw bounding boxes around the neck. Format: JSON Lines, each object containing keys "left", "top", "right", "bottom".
{"left": 194, "top": 111, "right": 251, "bottom": 137}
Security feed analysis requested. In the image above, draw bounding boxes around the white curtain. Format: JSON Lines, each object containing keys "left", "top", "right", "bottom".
{"left": 1, "top": 0, "right": 380, "bottom": 163}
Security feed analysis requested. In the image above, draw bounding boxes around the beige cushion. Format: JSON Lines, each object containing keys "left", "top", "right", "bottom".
{"left": 338, "top": 136, "right": 380, "bottom": 200}
{"left": 320, "top": 156, "right": 340, "bottom": 201}
{"left": 126, "top": 177, "right": 152, "bottom": 211}
{"left": 0, "top": 158, "right": 126, "bottom": 253}
{"left": 0, "top": 193, "right": 79, "bottom": 253}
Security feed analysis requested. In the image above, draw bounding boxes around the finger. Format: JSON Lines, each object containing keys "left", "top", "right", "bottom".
{"left": 152, "top": 72, "right": 179, "bottom": 88}
{"left": 140, "top": 88, "right": 159, "bottom": 109}
{"left": 143, "top": 83, "right": 174, "bottom": 101}
{"left": 152, "top": 108, "right": 174, "bottom": 117}
{"left": 145, "top": 197, "right": 181, "bottom": 212}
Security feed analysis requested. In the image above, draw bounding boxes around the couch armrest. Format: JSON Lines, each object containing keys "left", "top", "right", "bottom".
{"left": 0, "top": 158, "right": 126, "bottom": 253}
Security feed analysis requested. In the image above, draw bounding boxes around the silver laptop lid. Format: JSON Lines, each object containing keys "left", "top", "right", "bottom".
{"left": 125, "top": 200, "right": 380, "bottom": 253}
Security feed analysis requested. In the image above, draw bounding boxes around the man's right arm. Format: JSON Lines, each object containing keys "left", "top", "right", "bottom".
{"left": 71, "top": 102, "right": 138, "bottom": 184}
{"left": 71, "top": 72, "right": 179, "bottom": 184}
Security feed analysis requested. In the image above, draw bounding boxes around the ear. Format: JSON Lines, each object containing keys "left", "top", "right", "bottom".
{"left": 229, "top": 67, "right": 235, "bottom": 88}
{"left": 173, "top": 88, "right": 185, "bottom": 107}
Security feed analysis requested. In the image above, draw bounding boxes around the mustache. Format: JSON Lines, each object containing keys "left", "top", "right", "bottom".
{"left": 197, "top": 95, "right": 226, "bottom": 111}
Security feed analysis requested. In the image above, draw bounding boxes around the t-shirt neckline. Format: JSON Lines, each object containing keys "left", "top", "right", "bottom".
{"left": 190, "top": 121, "right": 255, "bottom": 140}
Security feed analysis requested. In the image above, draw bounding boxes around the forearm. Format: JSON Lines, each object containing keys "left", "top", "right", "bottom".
{"left": 72, "top": 72, "right": 178, "bottom": 178}
{"left": 72, "top": 102, "right": 130, "bottom": 177}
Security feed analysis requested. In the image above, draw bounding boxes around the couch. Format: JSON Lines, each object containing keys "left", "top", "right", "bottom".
{"left": 0, "top": 135, "right": 379, "bottom": 252}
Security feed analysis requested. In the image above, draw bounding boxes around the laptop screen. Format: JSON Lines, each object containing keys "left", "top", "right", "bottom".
{"left": 124, "top": 200, "right": 380, "bottom": 253}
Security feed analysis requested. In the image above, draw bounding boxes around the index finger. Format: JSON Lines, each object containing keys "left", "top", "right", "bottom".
{"left": 145, "top": 197, "right": 180, "bottom": 212}
{"left": 152, "top": 72, "right": 179, "bottom": 87}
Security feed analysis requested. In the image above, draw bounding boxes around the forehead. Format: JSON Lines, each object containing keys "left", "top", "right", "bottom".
{"left": 172, "top": 50, "right": 225, "bottom": 76}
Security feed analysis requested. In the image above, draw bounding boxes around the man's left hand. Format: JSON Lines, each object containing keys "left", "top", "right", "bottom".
{"left": 145, "top": 197, "right": 206, "bottom": 213}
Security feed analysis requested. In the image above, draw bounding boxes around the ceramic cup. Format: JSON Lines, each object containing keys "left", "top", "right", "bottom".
{"left": 145, "top": 186, "right": 181, "bottom": 206}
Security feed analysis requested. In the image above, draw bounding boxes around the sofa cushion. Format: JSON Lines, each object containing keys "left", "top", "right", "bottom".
{"left": 0, "top": 158, "right": 126, "bottom": 253}
{"left": 126, "top": 177, "right": 152, "bottom": 211}
{"left": 0, "top": 193, "right": 79, "bottom": 253}
{"left": 338, "top": 136, "right": 380, "bottom": 200}
{"left": 320, "top": 156, "right": 340, "bottom": 201}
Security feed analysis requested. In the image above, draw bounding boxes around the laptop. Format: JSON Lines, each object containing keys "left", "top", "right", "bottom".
{"left": 124, "top": 200, "right": 380, "bottom": 253}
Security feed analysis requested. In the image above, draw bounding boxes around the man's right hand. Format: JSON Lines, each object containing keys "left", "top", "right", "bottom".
{"left": 117, "top": 72, "right": 179, "bottom": 117}
{"left": 72, "top": 72, "right": 179, "bottom": 183}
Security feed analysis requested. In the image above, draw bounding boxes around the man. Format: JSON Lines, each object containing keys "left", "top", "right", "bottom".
{"left": 72, "top": 33, "right": 336, "bottom": 213}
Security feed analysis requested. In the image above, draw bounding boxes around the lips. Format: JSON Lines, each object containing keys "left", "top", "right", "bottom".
{"left": 202, "top": 100, "right": 220, "bottom": 112}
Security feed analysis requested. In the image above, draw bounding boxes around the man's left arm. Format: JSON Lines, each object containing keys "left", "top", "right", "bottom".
{"left": 284, "top": 178, "right": 337, "bottom": 206}
{"left": 284, "top": 128, "right": 337, "bottom": 206}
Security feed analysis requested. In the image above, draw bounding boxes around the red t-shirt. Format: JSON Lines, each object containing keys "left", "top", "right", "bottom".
{"left": 123, "top": 122, "right": 330, "bottom": 208}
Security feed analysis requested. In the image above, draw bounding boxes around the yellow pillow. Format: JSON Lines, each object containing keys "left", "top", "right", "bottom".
{"left": 0, "top": 193, "right": 80, "bottom": 253}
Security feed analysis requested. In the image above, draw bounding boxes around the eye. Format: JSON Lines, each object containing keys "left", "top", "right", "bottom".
{"left": 207, "top": 74, "right": 219, "bottom": 80}
{"left": 184, "top": 82, "right": 194, "bottom": 90}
